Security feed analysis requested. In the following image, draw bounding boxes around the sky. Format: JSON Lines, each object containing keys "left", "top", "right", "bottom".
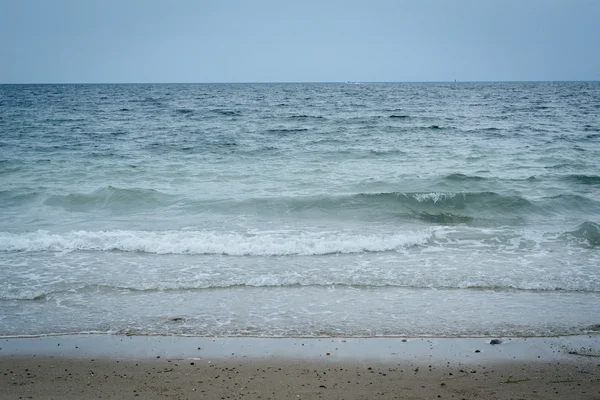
{"left": 1, "top": 0, "right": 599, "bottom": 83}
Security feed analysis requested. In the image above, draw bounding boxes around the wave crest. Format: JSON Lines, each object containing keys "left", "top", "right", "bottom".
{"left": 0, "top": 229, "right": 431, "bottom": 256}
{"left": 360, "top": 191, "right": 532, "bottom": 211}
{"left": 561, "top": 221, "right": 600, "bottom": 246}
{"left": 44, "top": 186, "right": 174, "bottom": 212}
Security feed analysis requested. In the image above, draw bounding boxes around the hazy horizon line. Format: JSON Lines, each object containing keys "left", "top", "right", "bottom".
{"left": 1, "top": 79, "right": 599, "bottom": 85}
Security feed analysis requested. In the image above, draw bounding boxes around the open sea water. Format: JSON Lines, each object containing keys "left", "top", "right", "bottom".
{"left": 1, "top": 82, "right": 599, "bottom": 338}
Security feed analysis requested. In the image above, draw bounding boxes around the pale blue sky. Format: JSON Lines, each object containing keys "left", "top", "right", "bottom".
{"left": 1, "top": 0, "right": 599, "bottom": 83}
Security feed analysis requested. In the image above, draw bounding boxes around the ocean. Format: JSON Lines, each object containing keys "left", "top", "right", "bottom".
{"left": 1, "top": 82, "right": 599, "bottom": 338}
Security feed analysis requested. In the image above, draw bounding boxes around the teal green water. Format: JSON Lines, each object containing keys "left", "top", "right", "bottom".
{"left": 1, "top": 82, "right": 599, "bottom": 337}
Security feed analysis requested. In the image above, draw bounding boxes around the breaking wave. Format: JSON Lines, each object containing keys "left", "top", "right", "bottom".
{"left": 560, "top": 221, "right": 600, "bottom": 246}
{"left": 0, "top": 229, "right": 432, "bottom": 256}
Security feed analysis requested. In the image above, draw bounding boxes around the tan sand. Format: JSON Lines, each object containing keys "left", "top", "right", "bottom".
{"left": 1, "top": 335, "right": 599, "bottom": 399}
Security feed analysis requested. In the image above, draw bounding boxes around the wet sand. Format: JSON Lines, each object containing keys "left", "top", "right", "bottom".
{"left": 1, "top": 335, "right": 599, "bottom": 399}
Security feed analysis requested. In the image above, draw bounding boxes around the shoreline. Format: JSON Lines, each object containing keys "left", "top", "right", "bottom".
{"left": 2, "top": 334, "right": 600, "bottom": 362}
{"left": 2, "top": 335, "right": 599, "bottom": 399}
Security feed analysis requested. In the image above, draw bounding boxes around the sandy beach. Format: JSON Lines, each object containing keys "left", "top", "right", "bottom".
{"left": 1, "top": 335, "right": 599, "bottom": 399}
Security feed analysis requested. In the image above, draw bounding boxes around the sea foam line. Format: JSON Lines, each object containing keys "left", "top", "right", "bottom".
{"left": 0, "top": 229, "right": 431, "bottom": 256}
{"left": 5, "top": 280, "right": 598, "bottom": 301}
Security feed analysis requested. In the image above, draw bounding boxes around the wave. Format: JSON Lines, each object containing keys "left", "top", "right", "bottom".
{"left": 6, "top": 276, "right": 599, "bottom": 301}
{"left": 358, "top": 191, "right": 532, "bottom": 211}
{"left": 416, "top": 212, "right": 473, "bottom": 224}
{"left": 562, "top": 174, "right": 600, "bottom": 185}
{"left": 43, "top": 186, "right": 175, "bottom": 212}
{"left": 443, "top": 173, "right": 486, "bottom": 182}
{"left": 539, "top": 194, "right": 600, "bottom": 214}
{"left": 369, "top": 149, "right": 405, "bottom": 156}
{"left": 468, "top": 127, "right": 501, "bottom": 132}
{"left": 6, "top": 187, "right": 596, "bottom": 223}
{"left": 187, "top": 191, "right": 574, "bottom": 224}
{"left": 173, "top": 191, "right": 536, "bottom": 226}
{"left": 266, "top": 128, "right": 308, "bottom": 134}
{"left": 211, "top": 109, "right": 240, "bottom": 116}
{"left": 288, "top": 114, "right": 324, "bottom": 120}
{"left": 0, "top": 188, "right": 42, "bottom": 206}
{"left": 560, "top": 221, "right": 600, "bottom": 246}
{"left": 254, "top": 191, "right": 531, "bottom": 212}
{"left": 0, "top": 229, "right": 431, "bottom": 256}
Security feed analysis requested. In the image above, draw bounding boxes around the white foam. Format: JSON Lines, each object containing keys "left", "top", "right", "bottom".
{"left": 0, "top": 229, "right": 432, "bottom": 256}
{"left": 411, "top": 192, "right": 457, "bottom": 203}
